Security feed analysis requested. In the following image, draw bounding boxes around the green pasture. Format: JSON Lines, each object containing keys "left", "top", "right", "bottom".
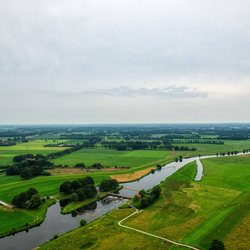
{"left": 0, "top": 174, "right": 111, "bottom": 204}
{"left": 0, "top": 140, "right": 70, "bottom": 166}
{"left": 0, "top": 207, "right": 34, "bottom": 232}
{"left": 175, "top": 139, "right": 250, "bottom": 156}
{"left": 200, "top": 156, "right": 250, "bottom": 191}
{"left": 52, "top": 149, "right": 169, "bottom": 168}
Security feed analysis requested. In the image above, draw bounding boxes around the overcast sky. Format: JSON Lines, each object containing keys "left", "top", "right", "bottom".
{"left": 1, "top": 0, "right": 250, "bottom": 124}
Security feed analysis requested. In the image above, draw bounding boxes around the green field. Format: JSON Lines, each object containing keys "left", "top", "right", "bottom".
{"left": 0, "top": 140, "right": 70, "bottom": 166}
{"left": 199, "top": 155, "right": 250, "bottom": 190}
{"left": 52, "top": 149, "right": 170, "bottom": 167}
{"left": 175, "top": 139, "right": 250, "bottom": 156}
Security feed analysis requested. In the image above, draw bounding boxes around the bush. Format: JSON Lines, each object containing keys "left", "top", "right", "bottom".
{"left": 53, "top": 234, "right": 59, "bottom": 239}
{"left": 80, "top": 219, "right": 87, "bottom": 227}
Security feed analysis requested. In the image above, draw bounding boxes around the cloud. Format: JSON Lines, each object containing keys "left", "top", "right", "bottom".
{"left": 37, "top": 85, "right": 207, "bottom": 99}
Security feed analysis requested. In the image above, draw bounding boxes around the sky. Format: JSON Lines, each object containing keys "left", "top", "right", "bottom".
{"left": 1, "top": 0, "right": 250, "bottom": 124}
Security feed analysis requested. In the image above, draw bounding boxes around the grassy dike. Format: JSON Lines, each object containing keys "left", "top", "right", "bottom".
{"left": 0, "top": 198, "right": 56, "bottom": 238}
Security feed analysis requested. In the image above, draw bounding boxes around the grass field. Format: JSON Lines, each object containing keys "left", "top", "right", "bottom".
{"left": 51, "top": 149, "right": 171, "bottom": 168}
{"left": 175, "top": 139, "right": 250, "bottom": 157}
{"left": 0, "top": 140, "right": 70, "bottom": 166}
{"left": 199, "top": 155, "right": 250, "bottom": 191}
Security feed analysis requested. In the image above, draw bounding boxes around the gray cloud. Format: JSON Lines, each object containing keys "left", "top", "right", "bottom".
{"left": 0, "top": 0, "right": 249, "bottom": 123}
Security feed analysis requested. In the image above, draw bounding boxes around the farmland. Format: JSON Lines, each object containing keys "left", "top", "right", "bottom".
{"left": 174, "top": 139, "right": 250, "bottom": 157}
{"left": 0, "top": 140, "right": 69, "bottom": 166}
{"left": 2, "top": 124, "right": 250, "bottom": 249}
{"left": 51, "top": 149, "right": 171, "bottom": 168}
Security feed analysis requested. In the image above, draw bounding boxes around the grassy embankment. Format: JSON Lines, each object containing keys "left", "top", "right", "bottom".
{"left": 0, "top": 198, "right": 56, "bottom": 238}
{"left": 40, "top": 155, "right": 250, "bottom": 250}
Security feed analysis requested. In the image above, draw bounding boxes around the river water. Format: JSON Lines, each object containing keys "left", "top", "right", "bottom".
{"left": 0, "top": 152, "right": 249, "bottom": 250}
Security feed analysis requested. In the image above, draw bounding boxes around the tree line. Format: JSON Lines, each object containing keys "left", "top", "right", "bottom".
{"left": 59, "top": 176, "right": 97, "bottom": 202}
{"left": 12, "top": 188, "right": 44, "bottom": 208}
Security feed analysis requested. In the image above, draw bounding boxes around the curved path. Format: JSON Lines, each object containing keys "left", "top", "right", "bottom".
{"left": 118, "top": 204, "right": 200, "bottom": 250}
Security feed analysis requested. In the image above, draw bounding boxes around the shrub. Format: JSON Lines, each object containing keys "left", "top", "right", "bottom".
{"left": 80, "top": 219, "right": 87, "bottom": 227}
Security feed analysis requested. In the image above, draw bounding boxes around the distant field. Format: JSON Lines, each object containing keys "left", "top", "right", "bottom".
{"left": 52, "top": 149, "right": 169, "bottom": 168}
{"left": 0, "top": 140, "right": 70, "bottom": 166}
{"left": 175, "top": 139, "right": 250, "bottom": 156}
{"left": 120, "top": 150, "right": 170, "bottom": 158}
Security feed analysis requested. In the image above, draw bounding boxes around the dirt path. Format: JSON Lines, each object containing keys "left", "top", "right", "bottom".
{"left": 118, "top": 204, "right": 200, "bottom": 250}
{"left": 110, "top": 167, "right": 156, "bottom": 182}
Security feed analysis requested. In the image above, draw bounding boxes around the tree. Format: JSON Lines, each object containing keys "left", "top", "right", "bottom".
{"left": 20, "top": 168, "right": 33, "bottom": 179}
{"left": 71, "top": 193, "right": 79, "bottom": 202}
{"left": 209, "top": 239, "right": 225, "bottom": 250}
{"left": 59, "top": 181, "right": 72, "bottom": 194}
{"left": 151, "top": 185, "right": 161, "bottom": 198}
{"left": 26, "top": 188, "right": 38, "bottom": 200}
{"left": 139, "top": 189, "right": 146, "bottom": 198}
{"left": 29, "top": 194, "right": 41, "bottom": 208}
{"left": 6, "top": 165, "right": 20, "bottom": 175}
{"left": 71, "top": 180, "right": 82, "bottom": 191}
{"left": 75, "top": 189, "right": 86, "bottom": 201}
{"left": 12, "top": 192, "right": 28, "bottom": 208}
{"left": 80, "top": 219, "right": 87, "bottom": 226}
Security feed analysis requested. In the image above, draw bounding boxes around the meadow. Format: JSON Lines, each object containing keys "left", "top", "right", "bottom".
{"left": 0, "top": 140, "right": 69, "bottom": 166}
{"left": 174, "top": 139, "right": 250, "bottom": 157}
{"left": 51, "top": 149, "right": 171, "bottom": 168}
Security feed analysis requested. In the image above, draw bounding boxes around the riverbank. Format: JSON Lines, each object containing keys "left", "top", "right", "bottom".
{"left": 0, "top": 198, "right": 56, "bottom": 239}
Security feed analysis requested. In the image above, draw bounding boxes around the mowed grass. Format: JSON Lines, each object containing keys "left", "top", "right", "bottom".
{"left": 0, "top": 206, "right": 34, "bottom": 232}
{"left": 0, "top": 174, "right": 111, "bottom": 204}
{"left": 175, "top": 139, "right": 250, "bottom": 156}
{"left": 52, "top": 149, "right": 169, "bottom": 168}
{"left": 0, "top": 140, "right": 70, "bottom": 166}
{"left": 200, "top": 156, "right": 250, "bottom": 191}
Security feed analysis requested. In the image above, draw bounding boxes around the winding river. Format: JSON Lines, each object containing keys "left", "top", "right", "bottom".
{"left": 0, "top": 152, "right": 248, "bottom": 250}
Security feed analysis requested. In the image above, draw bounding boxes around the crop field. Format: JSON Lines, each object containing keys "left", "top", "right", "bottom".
{"left": 174, "top": 139, "right": 250, "bottom": 156}
{"left": 0, "top": 140, "right": 69, "bottom": 166}
{"left": 51, "top": 149, "right": 169, "bottom": 168}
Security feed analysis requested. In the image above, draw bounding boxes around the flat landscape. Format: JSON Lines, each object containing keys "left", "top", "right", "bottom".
{"left": 51, "top": 149, "right": 171, "bottom": 168}
{"left": 0, "top": 140, "right": 69, "bottom": 166}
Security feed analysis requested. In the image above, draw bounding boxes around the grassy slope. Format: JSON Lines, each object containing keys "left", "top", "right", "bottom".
{"left": 39, "top": 209, "right": 183, "bottom": 250}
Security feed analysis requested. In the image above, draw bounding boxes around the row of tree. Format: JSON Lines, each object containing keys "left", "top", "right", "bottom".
{"left": 99, "top": 179, "right": 119, "bottom": 192}
{"left": 12, "top": 188, "right": 43, "bottom": 208}
{"left": 59, "top": 176, "right": 95, "bottom": 195}
{"left": 135, "top": 185, "right": 162, "bottom": 208}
